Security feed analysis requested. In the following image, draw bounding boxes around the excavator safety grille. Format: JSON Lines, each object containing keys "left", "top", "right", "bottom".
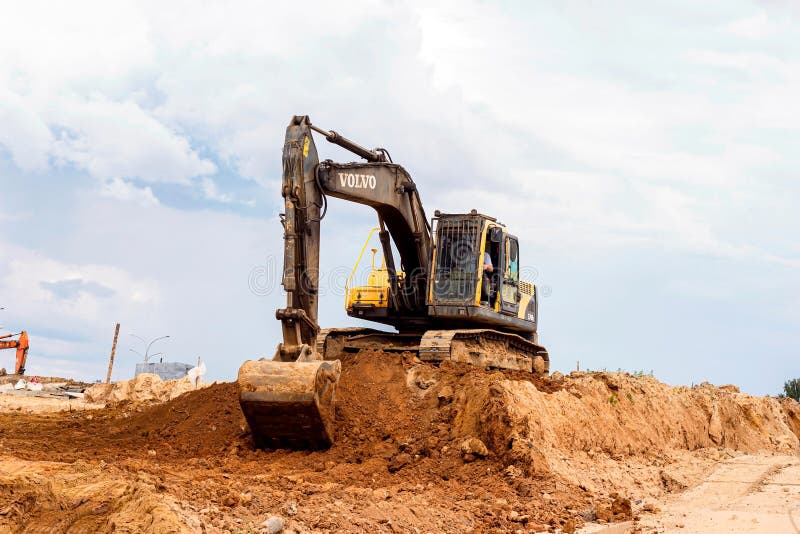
{"left": 519, "top": 280, "right": 535, "bottom": 296}
{"left": 430, "top": 217, "right": 482, "bottom": 303}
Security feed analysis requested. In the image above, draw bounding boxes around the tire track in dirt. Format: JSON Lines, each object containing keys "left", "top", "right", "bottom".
{"left": 600, "top": 454, "right": 800, "bottom": 533}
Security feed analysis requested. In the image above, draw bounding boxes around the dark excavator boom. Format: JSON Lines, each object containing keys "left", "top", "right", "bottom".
{"left": 238, "top": 116, "right": 431, "bottom": 448}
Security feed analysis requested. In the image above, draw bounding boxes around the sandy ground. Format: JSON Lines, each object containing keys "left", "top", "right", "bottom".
{"left": 582, "top": 453, "right": 800, "bottom": 533}
{"left": 0, "top": 352, "right": 798, "bottom": 533}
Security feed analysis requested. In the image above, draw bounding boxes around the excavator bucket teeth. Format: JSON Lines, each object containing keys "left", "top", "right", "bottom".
{"left": 238, "top": 359, "right": 341, "bottom": 449}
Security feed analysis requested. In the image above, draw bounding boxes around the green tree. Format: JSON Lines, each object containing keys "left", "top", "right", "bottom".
{"left": 782, "top": 378, "right": 800, "bottom": 401}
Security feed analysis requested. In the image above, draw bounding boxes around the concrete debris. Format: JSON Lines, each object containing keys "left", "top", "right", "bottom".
{"left": 0, "top": 378, "right": 91, "bottom": 399}
{"left": 261, "top": 515, "right": 284, "bottom": 534}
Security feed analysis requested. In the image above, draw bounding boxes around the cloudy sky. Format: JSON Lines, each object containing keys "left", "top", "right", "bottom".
{"left": 1, "top": 0, "right": 797, "bottom": 394}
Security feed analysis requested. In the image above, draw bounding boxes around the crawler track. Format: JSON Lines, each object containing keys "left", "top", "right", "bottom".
{"left": 316, "top": 327, "right": 549, "bottom": 375}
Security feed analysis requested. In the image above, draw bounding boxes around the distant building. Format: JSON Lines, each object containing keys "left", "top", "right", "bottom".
{"left": 135, "top": 361, "right": 193, "bottom": 380}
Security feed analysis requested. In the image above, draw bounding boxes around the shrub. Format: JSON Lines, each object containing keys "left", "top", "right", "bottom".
{"left": 782, "top": 378, "right": 800, "bottom": 401}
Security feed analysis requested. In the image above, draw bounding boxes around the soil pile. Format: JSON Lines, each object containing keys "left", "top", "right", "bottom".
{"left": 1, "top": 349, "right": 798, "bottom": 532}
{"left": 112, "top": 380, "right": 248, "bottom": 457}
{"left": 0, "top": 457, "right": 190, "bottom": 533}
{"left": 462, "top": 371, "right": 800, "bottom": 476}
{"left": 84, "top": 373, "right": 209, "bottom": 404}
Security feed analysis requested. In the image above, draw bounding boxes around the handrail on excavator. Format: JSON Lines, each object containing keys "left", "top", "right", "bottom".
{"left": 345, "top": 227, "right": 381, "bottom": 295}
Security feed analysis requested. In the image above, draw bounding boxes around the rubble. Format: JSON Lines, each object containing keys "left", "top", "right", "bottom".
{"left": 0, "top": 376, "right": 90, "bottom": 399}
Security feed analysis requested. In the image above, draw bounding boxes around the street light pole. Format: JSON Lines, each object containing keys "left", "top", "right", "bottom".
{"left": 129, "top": 333, "right": 171, "bottom": 363}
{"left": 145, "top": 335, "right": 170, "bottom": 364}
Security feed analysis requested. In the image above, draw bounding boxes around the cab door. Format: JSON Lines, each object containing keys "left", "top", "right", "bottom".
{"left": 499, "top": 234, "right": 520, "bottom": 315}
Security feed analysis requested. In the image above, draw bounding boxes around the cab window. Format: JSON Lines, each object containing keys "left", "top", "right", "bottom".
{"left": 506, "top": 237, "right": 519, "bottom": 283}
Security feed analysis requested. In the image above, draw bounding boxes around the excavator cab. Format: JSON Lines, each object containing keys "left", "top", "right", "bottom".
{"left": 343, "top": 213, "right": 539, "bottom": 337}
{"left": 426, "top": 211, "right": 539, "bottom": 337}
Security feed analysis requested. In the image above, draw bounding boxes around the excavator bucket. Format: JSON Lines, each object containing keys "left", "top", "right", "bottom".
{"left": 238, "top": 358, "right": 341, "bottom": 449}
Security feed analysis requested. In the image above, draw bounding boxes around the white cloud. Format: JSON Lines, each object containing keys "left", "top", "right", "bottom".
{"left": 200, "top": 177, "right": 234, "bottom": 204}
{"left": 723, "top": 11, "right": 772, "bottom": 39}
{"left": 49, "top": 98, "right": 216, "bottom": 183}
{"left": 0, "top": 89, "right": 53, "bottom": 171}
{"left": 0, "top": 242, "right": 160, "bottom": 326}
{"left": 99, "top": 178, "right": 159, "bottom": 206}
{"left": 0, "top": 2, "right": 214, "bottom": 198}
{"left": 0, "top": 1, "right": 154, "bottom": 91}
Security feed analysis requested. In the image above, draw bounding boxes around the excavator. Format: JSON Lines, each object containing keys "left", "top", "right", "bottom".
{"left": 0, "top": 331, "right": 29, "bottom": 375}
{"left": 238, "top": 116, "right": 548, "bottom": 448}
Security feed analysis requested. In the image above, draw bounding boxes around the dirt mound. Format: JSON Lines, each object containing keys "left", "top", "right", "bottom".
{"left": 1, "top": 349, "right": 798, "bottom": 532}
{"left": 470, "top": 372, "right": 800, "bottom": 474}
{"left": 780, "top": 397, "right": 800, "bottom": 437}
{"left": 112, "top": 381, "right": 247, "bottom": 457}
{"left": 0, "top": 457, "right": 190, "bottom": 533}
{"left": 84, "top": 373, "right": 209, "bottom": 404}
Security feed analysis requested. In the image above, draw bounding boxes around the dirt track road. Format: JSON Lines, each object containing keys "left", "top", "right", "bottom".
{"left": 587, "top": 454, "right": 800, "bottom": 533}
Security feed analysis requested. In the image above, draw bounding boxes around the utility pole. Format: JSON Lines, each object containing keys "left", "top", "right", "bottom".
{"left": 106, "top": 323, "right": 120, "bottom": 384}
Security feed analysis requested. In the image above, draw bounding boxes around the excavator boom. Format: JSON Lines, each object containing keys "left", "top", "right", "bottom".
{"left": 238, "top": 116, "right": 431, "bottom": 448}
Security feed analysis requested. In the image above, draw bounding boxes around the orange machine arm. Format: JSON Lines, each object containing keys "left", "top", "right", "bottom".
{"left": 0, "top": 331, "right": 29, "bottom": 375}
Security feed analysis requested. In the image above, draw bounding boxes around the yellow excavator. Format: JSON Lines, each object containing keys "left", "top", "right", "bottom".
{"left": 238, "top": 116, "right": 548, "bottom": 448}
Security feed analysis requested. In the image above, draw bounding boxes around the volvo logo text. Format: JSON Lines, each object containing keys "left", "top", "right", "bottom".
{"left": 338, "top": 173, "right": 376, "bottom": 189}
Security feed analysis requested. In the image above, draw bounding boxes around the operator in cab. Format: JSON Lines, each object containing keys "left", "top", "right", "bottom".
{"left": 481, "top": 251, "right": 494, "bottom": 305}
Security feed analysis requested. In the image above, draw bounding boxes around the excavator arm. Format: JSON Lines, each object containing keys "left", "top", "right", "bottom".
{"left": 238, "top": 116, "right": 431, "bottom": 448}
{"left": 274, "top": 117, "right": 430, "bottom": 360}
{"left": 0, "top": 331, "right": 29, "bottom": 375}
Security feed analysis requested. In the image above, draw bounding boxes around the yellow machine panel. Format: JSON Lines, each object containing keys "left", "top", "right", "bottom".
{"left": 345, "top": 228, "right": 395, "bottom": 311}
